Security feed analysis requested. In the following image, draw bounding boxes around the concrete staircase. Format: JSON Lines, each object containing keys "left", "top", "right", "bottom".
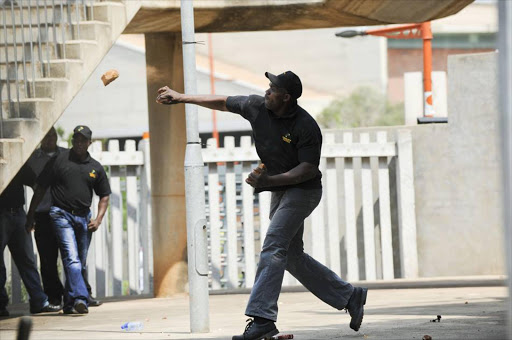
{"left": 0, "top": 0, "right": 140, "bottom": 193}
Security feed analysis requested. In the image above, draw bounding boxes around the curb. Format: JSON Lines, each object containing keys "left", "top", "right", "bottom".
{"left": 210, "top": 275, "right": 507, "bottom": 295}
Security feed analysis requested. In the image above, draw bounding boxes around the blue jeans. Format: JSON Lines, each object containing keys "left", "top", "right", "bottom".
{"left": 49, "top": 206, "right": 91, "bottom": 309}
{"left": 34, "top": 212, "right": 64, "bottom": 304}
{"left": 245, "top": 188, "right": 354, "bottom": 321}
{"left": 0, "top": 207, "right": 48, "bottom": 311}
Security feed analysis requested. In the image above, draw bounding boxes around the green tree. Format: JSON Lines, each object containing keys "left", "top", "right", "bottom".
{"left": 317, "top": 86, "right": 404, "bottom": 129}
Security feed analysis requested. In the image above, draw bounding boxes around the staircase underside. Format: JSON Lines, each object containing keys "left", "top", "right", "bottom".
{"left": 124, "top": 0, "right": 474, "bottom": 34}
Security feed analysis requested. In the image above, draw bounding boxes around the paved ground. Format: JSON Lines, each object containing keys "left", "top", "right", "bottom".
{"left": 0, "top": 286, "right": 507, "bottom": 339}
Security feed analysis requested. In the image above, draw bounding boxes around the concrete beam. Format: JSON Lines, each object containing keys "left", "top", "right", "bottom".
{"left": 145, "top": 32, "right": 188, "bottom": 296}
{"left": 125, "top": 0, "right": 473, "bottom": 34}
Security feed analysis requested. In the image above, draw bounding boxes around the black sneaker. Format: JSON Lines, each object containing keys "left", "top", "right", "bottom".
{"left": 49, "top": 297, "right": 62, "bottom": 307}
{"left": 232, "top": 318, "right": 279, "bottom": 340}
{"left": 62, "top": 307, "right": 79, "bottom": 314}
{"left": 346, "top": 287, "right": 368, "bottom": 331}
{"left": 74, "top": 300, "right": 88, "bottom": 314}
{"left": 30, "top": 303, "right": 61, "bottom": 314}
{"left": 88, "top": 297, "right": 103, "bottom": 307}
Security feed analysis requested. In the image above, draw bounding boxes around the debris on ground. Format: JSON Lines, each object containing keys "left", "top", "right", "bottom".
{"left": 430, "top": 315, "right": 441, "bottom": 322}
{"left": 270, "top": 335, "right": 294, "bottom": 339}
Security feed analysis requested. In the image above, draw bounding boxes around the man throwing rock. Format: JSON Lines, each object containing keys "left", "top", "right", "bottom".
{"left": 156, "top": 71, "right": 367, "bottom": 340}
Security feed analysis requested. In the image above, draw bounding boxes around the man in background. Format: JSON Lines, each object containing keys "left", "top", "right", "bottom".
{"left": 27, "top": 127, "right": 102, "bottom": 307}
{"left": 27, "top": 125, "right": 110, "bottom": 314}
{"left": 0, "top": 163, "right": 61, "bottom": 316}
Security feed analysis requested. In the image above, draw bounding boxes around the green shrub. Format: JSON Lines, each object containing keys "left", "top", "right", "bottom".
{"left": 317, "top": 86, "right": 404, "bottom": 129}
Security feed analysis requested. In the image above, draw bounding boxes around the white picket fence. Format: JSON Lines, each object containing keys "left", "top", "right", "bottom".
{"left": 204, "top": 130, "right": 418, "bottom": 290}
{"left": 86, "top": 139, "right": 153, "bottom": 298}
{"left": 5, "top": 129, "right": 418, "bottom": 304}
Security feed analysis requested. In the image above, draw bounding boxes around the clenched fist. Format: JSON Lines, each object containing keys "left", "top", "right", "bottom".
{"left": 156, "top": 86, "right": 182, "bottom": 105}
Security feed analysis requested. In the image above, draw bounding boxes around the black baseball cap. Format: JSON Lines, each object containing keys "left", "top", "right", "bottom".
{"left": 265, "top": 71, "right": 302, "bottom": 99}
{"left": 73, "top": 125, "right": 92, "bottom": 140}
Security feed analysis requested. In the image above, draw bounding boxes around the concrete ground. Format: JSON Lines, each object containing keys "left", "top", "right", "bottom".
{"left": 0, "top": 285, "right": 507, "bottom": 340}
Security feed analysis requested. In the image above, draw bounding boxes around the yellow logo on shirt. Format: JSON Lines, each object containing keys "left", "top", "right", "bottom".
{"left": 89, "top": 170, "right": 96, "bottom": 178}
{"left": 282, "top": 133, "right": 292, "bottom": 143}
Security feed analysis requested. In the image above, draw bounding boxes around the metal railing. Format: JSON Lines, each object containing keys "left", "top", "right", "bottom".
{"left": 0, "top": 0, "right": 99, "bottom": 138}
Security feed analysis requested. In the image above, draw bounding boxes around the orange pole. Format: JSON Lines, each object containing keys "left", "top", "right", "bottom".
{"left": 421, "top": 22, "right": 434, "bottom": 117}
{"left": 208, "top": 33, "right": 219, "bottom": 146}
{"left": 366, "top": 23, "right": 421, "bottom": 37}
{"left": 364, "top": 21, "right": 435, "bottom": 118}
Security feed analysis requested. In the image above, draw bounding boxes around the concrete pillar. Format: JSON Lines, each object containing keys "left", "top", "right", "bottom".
{"left": 145, "top": 32, "right": 188, "bottom": 296}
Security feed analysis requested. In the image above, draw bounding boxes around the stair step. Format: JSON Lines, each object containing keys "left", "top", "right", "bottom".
{"left": 0, "top": 58, "right": 84, "bottom": 80}
{"left": 0, "top": 39, "right": 99, "bottom": 63}
{"left": 0, "top": 2, "right": 89, "bottom": 26}
{"left": 0, "top": 77, "right": 69, "bottom": 100}
{"left": 0, "top": 117, "right": 39, "bottom": 139}
{"left": 0, "top": 2, "right": 124, "bottom": 26}
{"left": 0, "top": 40, "right": 60, "bottom": 62}
{"left": 0, "top": 138, "right": 24, "bottom": 165}
{"left": 63, "top": 40, "right": 99, "bottom": 59}
{"left": 90, "top": 2, "right": 126, "bottom": 23}
{"left": 1, "top": 97, "right": 53, "bottom": 119}
{"left": 0, "top": 21, "right": 111, "bottom": 44}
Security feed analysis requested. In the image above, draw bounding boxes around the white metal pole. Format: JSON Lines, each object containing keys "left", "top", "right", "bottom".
{"left": 180, "top": 0, "right": 210, "bottom": 333}
{"left": 499, "top": 2, "right": 512, "bottom": 338}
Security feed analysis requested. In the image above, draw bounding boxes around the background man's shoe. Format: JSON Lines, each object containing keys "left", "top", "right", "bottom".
{"left": 74, "top": 300, "right": 88, "bottom": 314}
{"left": 88, "top": 297, "right": 103, "bottom": 307}
{"left": 31, "top": 303, "right": 61, "bottom": 314}
{"left": 0, "top": 308, "right": 9, "bottom": 317}
{"left": 49, "top": 298, "right": 62, "bottom": 306}
{"left": 63, "top": 307, "right": 79, "bottom": 315}
{"left": 346, "top": 287, "right": 368, "bottom": 331}
{"left": 232, "top": 318, "right": 279, "bottom": 340}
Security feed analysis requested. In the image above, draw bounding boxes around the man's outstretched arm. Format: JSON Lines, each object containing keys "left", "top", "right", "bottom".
{"left": 156, "top": 86, "right": 228, "bottom": 111}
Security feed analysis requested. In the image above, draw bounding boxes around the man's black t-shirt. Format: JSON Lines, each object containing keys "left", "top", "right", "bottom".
{"left": 0, "top": 164, "right": 36, "bottom": 208}
{"left": 37, "top": 149, "right": 111, "bottom": 213}
{"left": 226, "top": 95, "right": 322, "bottom": 192}
{"left": 27, "top": 146, "right": 67, "bottom": 213}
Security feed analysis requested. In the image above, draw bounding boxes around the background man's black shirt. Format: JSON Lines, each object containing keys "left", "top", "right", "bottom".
{"left": 37, "top": 149, "right": 111, "bottom": 212}
{"left": 0, "top": 164, "right": 36, "bottom": 208}
{"left": 226, "top": 95, "right": 322, "bottom": 193}
{"left": 27, "top": 146, "right": 67, "bottom": 213}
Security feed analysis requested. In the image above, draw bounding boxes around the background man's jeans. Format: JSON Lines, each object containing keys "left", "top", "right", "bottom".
{"left": 49, "top": 206, "right": 91, "bottom": 309}
{"left": 34, "top": 212, "right": 64, "bottom": 305}
{"left": 245, "top": 188, "right": 354, "bottom": 322}
{"left": 0, "top": 207, "right": 48, "bottom": 311}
